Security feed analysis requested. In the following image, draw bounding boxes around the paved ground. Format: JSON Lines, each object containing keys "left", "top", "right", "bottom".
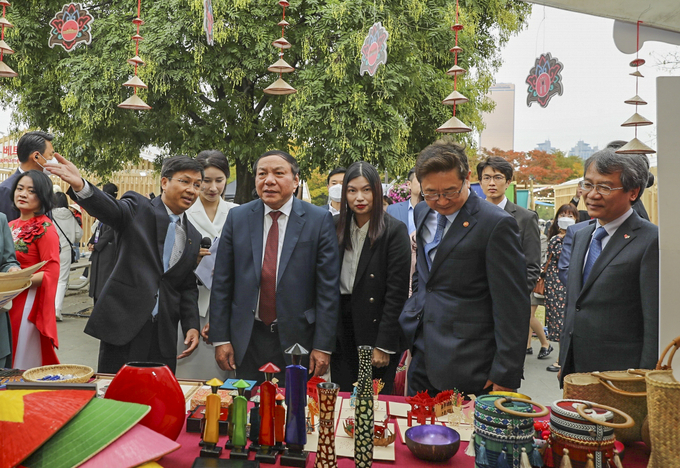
{"left": 56, "top": 267, "right": 563, "bottom": 406}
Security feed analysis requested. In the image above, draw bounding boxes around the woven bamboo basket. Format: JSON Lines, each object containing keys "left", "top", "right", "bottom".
{"left": 646, "top": 336, "right": 680, "bottom": 468}
{"left": 23, "top": 364, "right": 94, "bottom": 384}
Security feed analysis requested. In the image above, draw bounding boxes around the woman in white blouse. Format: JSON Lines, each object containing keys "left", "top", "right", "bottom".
{"left": 175, "top": 150, "right": 238, "bottom": 380}
{"left": 331, "top": 161, "right": 411, "bottom": 393}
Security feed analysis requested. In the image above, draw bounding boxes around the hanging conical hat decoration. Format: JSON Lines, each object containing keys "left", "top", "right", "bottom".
{"left": 118, "top": 0, "right": 151, "bottom": 110}
{"left": 437, "top": 0, "right": 471, "bottom": 134}
{"left": 616, "top": 21, "right": 655, "bottom": 155}
{"left": 0, "top": 58, "right": 17, "bottom": 77}
{"left": 0, "top": 389, "right": 95, "bottom": 468}
{"left": 118, "top": 93, "right": 152, "bottom": 110}
{"left": 123, "top": 75, "right": 148, "bottom": 89}
{"left": 263, "top": 0, "right": 297, "bottom": 95}
{"left": 0, "top": 0, "right": 16, "bottom": 78}
{"left": 21, "top": 396, "right": 150, "bottom": 468}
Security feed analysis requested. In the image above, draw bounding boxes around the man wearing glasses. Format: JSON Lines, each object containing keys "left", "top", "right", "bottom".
{"left": 50, "top": 155, "right": 203, "bottom": 374}
{"left": 558, "top": 148, "right": 658, "bottom": 383}
{"left": 399, "top": 140, "right": 530, "bottom": 396}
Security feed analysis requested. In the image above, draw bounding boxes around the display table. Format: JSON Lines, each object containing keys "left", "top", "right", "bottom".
{"left": 160, "top": 393, "right": 651, "bottom": 468}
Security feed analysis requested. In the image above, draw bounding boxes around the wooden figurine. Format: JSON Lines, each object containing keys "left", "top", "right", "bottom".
{"left": 200, "top": 378, "right": 224, "bottom": 458}
{"left": 280, "top": 343, "right": 310, "bottom": 467}
{"left": 274, "top": 392, "right": 286, "bottom": 453}
{"left": 228, "top": 380, "right": 250, "bottom": 459}
{"left": 248, "top": 394, "right": 261, "bottom": 452}
{"left": 256, "top": 362, "right": 281, "bottom": 464}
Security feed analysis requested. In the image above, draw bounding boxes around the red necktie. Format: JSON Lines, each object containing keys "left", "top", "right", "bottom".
{"left": 259, "top": 211, "right": 282, "bottom": 325}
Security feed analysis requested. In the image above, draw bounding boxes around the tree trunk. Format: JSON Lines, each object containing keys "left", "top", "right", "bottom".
{"left": 235, "top": 159, "right": 256, "bottom": 205}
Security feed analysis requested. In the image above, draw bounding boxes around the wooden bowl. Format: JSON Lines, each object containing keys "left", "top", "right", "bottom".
{"left": 23, "top": 364, "right": 94, "bottom": 384}
{"left": 405, "top": 425, "right": 460, "bottom": 462}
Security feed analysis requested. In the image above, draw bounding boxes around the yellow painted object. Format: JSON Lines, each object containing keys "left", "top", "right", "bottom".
{"left": 203, "top": 392, "right": 221, "bottom": 444}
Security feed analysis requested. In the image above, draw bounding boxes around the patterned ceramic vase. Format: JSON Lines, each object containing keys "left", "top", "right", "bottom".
{"left": 354, "top": 345, "right": 374, "bottom": 468}
{"left": 315, "top": 382, "right": 340, "bottom": 468}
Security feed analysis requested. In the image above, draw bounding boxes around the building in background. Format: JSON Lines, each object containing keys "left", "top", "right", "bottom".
{"left": 568, "top": 140, "right": 598, "bottom": 159}
{"left": 535, "top": 140, "right": 557, "bottom": 154}
{"left": 479, "top": 83, "right": 515, "bottom": 151}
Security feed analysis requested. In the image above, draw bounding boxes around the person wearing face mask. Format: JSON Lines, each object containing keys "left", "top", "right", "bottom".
{"left": 325, "top": 167, "right": 346, "bottom": 214}
{"left": 543, "top": 204, "right": 579, "bottom": 373}
{"left": 176, "top": 150, "right": 238, "bottom": 380}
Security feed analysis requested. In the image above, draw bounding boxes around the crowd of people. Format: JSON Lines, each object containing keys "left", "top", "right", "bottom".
{"left": 0, "top": 131, "right": 659, "bottom": 398}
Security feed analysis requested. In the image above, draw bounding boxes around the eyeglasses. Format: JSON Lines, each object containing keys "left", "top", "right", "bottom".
{"left": 578, "top": 180, "right": 624, "bottom": 196}
{"left": 168, "top": 177, "right": 202, "bottom": 190}
{"left": 481, "top": 174, "right": 506, "bottom": 183}
{"left": 422, "top": 186, "right": 465, "bottom": 201}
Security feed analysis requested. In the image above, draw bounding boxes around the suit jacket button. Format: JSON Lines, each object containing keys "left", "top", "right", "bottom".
{"left": 427, "top": 287, "right": 432, "bottom": 293}
{"left": 373, "top": 319, "right": 377, "bottom": 323}
{"left": 575, "top": 305, "right": 581, "bottom": 312}
{"left": 370, "top": 274, "right": 375, "bottom": 279}
{"left": 369, "top": 298, "right": 375, "bottom": 303}
{"left": 417, "top": 313, "right": 422, "bottom": 320}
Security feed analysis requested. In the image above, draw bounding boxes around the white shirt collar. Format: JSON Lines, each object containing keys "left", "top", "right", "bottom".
{"left": 596, "top": 208, "right": 634, "bottom": 236}
{"left": 351, "top": 217, "right": 370, "bottom": 235}
{"left": 162, "top": 202, "right": 182, "bottom": 225}
{"left": 264, "top": 195, "right": 294, "bottom": 218}
{"left": 497, "top": 196, "right": 508, "bottom": 210}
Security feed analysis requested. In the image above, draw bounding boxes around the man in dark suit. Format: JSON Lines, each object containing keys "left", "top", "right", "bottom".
{"left": 386, "top": 167, "right": 421, "bottom": 235}
{"left": 558, "top": 149, "right": 659, "bottom": 383}
{"left": 399, "top": 140, "right": 530, "bottom": 396}
{"left": 209, "top": 150, "right": 340, "bottom": 386}
{"left": 50, "top": 154, "right": 202, "bottom": 374}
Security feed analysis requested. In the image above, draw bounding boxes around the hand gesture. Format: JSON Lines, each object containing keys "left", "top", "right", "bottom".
{"left": 48, "top": 153, "right": 85, "bottom": 192}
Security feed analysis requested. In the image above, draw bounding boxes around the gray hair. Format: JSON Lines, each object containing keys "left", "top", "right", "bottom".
{"left": 584, "top": 148, "right": 649, "bottom": 200}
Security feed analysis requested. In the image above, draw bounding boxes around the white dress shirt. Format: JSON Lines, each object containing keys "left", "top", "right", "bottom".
{"left": 422, "top": 209, "right": 461, "bottom": 264}
{"left": 339, "top": 219, "right": 369, "bottom": 295}
{"left": 583, "top": 208, "right": 634, "bottom": 270}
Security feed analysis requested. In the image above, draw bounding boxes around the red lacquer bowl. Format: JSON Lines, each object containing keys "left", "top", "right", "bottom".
{"left": 104, "top": 362, "right": 185, "bottom": 440}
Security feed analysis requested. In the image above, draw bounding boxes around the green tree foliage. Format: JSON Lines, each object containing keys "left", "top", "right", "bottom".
{"left": 553, "top": 150, "right": 584, "bottom": 181}
{"left": 1, "top": 0, "right": 530, "bottom": 202}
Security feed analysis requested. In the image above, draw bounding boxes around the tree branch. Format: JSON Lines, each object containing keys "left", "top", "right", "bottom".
{"left": 187, "top": 110, "right": 207, "bottom": 126}
{"left": 253, "top": 95, "right": 270, "bottom": 117}
{"left": 197, "top": 94, "right": 216, "bottom": 107}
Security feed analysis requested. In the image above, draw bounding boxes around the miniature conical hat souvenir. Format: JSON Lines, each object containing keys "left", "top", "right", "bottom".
{"left": 118, "top": 93, "right": 152, "bottom": 110}
{"left": 127, "top": 55, "right": 146, "bottom": 66}
{"left": 630, "top": 70, "right": 644, "bottom": 78}
{"left": 621, "top": 113, "right": 652, "bottom": 127}
{"left": 615, "top": 137, "right": 656, "bottom": 154}
{"left": 268, "top": 58, "right": 294, "bottom": 73}
{"left": 0, "top": 389, "right": 95, "bottom": 468}
{"left": 436, "top": 115, "right": 472, "bottom": 133}
{"left": 123, "top": 75, "right": 148, "bottom": 89}
{"left": 449, "top": 46, "right": 463, "bottom": 54}
{"left": 0, "top": 1, "right": 11, "bottom": 7}
{"left": 624, "top": 94, "right": 647, "bottom": 105}
{"left": 0, "top": 17, "right": 13, "bottom": 28}
{"left": 0, "top": 40, "right": 14, "bottom": 54}
{"left": 263, "top": 77, "right": 297, "bottom": 95}
{"left": 442, "top": 90, "right": 469, "bottom": 106}
{"left": 0, "top": 60, "right": 17, "bottom": 78}
{"left": 629, "top": 58, "right": 645, "bottom": 67}
{"left": 446, "top": 65, "right": 466, "bottom": 76}
{"left": 273, "top": 37, "right": 292, "bottom": 49}
{"left": 278, "top": 19, "right": 289, "bottom": 26}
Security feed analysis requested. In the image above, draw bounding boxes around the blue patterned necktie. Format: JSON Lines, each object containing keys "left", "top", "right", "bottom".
{"left": 153, "top": 214, "right": 180, "bottom": 317}
{"left": 424, "top": 213, "right": 448, "bottom": 270}
{"left": 582, "top": 226, "right": 608, "bottom": 284}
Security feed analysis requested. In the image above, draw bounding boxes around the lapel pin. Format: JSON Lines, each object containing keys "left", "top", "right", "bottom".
{"left": 624, "top": 234, "right": 630, "bottom": 239}
{"left": 463, "top": 221, "right": 469, "bottom": 228}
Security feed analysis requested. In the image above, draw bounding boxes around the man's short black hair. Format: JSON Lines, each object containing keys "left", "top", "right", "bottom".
{"left": 253, "top": 150, "right": 300, "bottom": 177}
{"left": 476, "top": 156, "right": 513, "bottom": 181}
{"left": 11, "top": 170, "right": 54, "bottom": 215}
{"left": 327, "top": 167, "right": 346, "bottom": 185}
{"left": 102, "top": 183, "right": 118, "bottom": 198}
{"left": 160, "top": 155, "right": 204, "bottom": 180}
{"left": 16, "top": 131, "right": 54, "bottom": 164}
{"left": 407, "top": 168, "right": 417, "bottom": 182}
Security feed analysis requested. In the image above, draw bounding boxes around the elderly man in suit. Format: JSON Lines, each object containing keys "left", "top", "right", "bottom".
{"left": 386, "top": 167, "right": 421, "bottom": 235}
{"left": 49, "top": 154, "right": 202, "bottom": 374}
{"left": 559, "top": 149, "right": 658, "bottom": 382}
{"left": 209, "top": 150, "right": 340, "bottom": 386}
{"left": 399, "top": 140, "right": 530, "bottom": 396}
{"left": 476, "top": 157, "right": 551, "bottom": 359}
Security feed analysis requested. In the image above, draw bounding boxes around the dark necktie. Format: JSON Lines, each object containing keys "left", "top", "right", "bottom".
{"left": 582, "top": 226, "right": 608, "bottom": 284}
{"left": 424, "top": 213, "right": 447, "bottom": 270}
{"left": 259, "top": 211, "right": 282, "bottom": 325}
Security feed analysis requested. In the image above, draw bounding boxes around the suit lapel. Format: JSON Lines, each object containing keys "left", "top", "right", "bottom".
{"left": 429, "top": 192, "right": 479, "bottom": 277}
{"left": 504, "top": 201, "right": 516, "bottom": 217}
{"left": 249, "top": 200, "right": 265, "bottom": 285}
{"left": 278, "top": 197, "right": 306, "bottom": 284}
{"left": 153, "top": 197, "right": 169, "bottom": 267}
{"left": 580, "top": 214, "right": 640, "bottom": 294}
{"left": 414, "top": 204, "right": 431, "bottom": 283}
{"left": 353, "top": 234, "right": 374, "bottom": 290}
{"left": 571, "top": 223, "right": 595, "bottom": 291}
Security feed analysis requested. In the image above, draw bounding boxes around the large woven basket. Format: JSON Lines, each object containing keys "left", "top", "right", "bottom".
{"left": 23, "top": 364, "right": 94, "bottom": 384}
{"left": 646, "top": 336, "right": 680, "bottom": 468}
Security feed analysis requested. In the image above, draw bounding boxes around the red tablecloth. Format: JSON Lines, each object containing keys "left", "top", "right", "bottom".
{"left": 161, "top": 394, "right": 651, "bottom": 468}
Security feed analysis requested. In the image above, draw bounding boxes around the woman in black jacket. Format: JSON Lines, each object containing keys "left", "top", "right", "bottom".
{"left": 331, "top": 161, "right": 411, "bottom": 393}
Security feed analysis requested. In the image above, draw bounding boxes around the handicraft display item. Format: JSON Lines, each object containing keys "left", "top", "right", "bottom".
{"left": 615, "top": 20, "right": 656, "bottom": 156}
{"left": 405, "top": 391, "right": 435, "bottom": 426}
{"left": 314, "top": 381, "right": 340, "bottom": 468}
{"left": 436, "top": 0, "right": 471, "bottom": 134}
{"left": 549, "top": 399, "right": 632, "bottom": 468}
{"left": 525, "top": 52, "right": 564, "bottom": 108}
{"left": 0, "top": 0, "right": 17, "bottom": 78}
{"left": 229, "top": 379, "right": 250, "bottom": 459}
{"left": 104, "top": 362, "right": 185, "bottom": 441}
{"left": 275, "top": 392, "right": 286, "bottom": 452}
{"left": 249, "top": 395, "right": 262, "bottom": 452}
{"left": 199, "top": 378, "right": 224, "bottom": 458}
{"left": 354, "top": 345, "right": 374, "bottom": 468}
{"left": 281, "top": 343, "right": 310, "bottom": 467}
{"left": 472, "top": 394, "right": 548, "bottom": 468}
{"left": 263, "top": 0, "right": 296, "bottom": 95}
{"left": 360, "top": 22, "right": 389, "bottom": 77}
{"left": 256, "top": 362, "right": 281, "bottom": 463}
{"left": 48, "top": 3, "right": 94, "bottom": 52}
{"left": 118, "top": 0, "right": 151, "bottom": 110}
{"left": 203, "top": 0, "right": 214, "bottom": 46}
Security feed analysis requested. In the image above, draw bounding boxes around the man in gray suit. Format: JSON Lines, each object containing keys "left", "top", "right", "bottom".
{"left": 399, "top": 141, "right": 530, "bottom": 396}
{"left": 558, "top": 148, "right": 659, "bottom": 382}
